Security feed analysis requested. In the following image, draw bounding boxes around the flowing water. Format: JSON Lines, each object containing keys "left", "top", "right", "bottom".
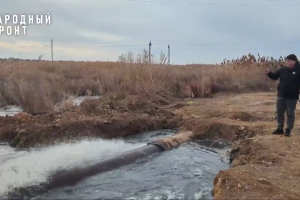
{"left": 0, "top": 105, "right": 23, "bottom": 117}
{"left": 72, "top": 96, "right": 100, "bottom": 106}
{"left": 0, "top": 130, "right": 230, "bottom": 200}
{"left": 0, "top": 96, "right": 100, "bottom": 117}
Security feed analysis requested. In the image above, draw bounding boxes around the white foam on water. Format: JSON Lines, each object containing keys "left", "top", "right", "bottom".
{"left": 73, "top": 96, "right": 100, "bottom": 106}
{"left": 0, "top": 105, "right": 23, "bottom": 117}
{"left": 165, "top": 189, "right": 185, "bottom": 199}
{"left": 0, "top": 139, "right": 144, "bottom": 196}
{"left": 194, "top": 191, "right": 206, "bottom": 200}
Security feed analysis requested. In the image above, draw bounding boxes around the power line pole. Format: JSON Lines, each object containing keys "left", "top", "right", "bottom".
{"left": 51, "top": 38, "right": 53, "bottom": 61}
{"left": 168, "top": 44, "right": 170, "bottom": 65}
{"left": 149, "top": 40, "right": 152, "bottom": 64}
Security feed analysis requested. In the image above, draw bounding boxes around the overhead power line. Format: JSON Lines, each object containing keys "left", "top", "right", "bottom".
{"left": 12, "top": 39, "right": 300, "bottom": 48}
{"left": 9, "top": 38, "right": 300, "bottom": 63}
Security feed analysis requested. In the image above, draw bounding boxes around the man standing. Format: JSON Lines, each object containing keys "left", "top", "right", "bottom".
{"left": 266, "top": 54, "right": 300, "bottom": 137}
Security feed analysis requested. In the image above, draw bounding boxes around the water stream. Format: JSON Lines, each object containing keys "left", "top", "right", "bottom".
{"left": 0, "top": 96, "right": 100, "bottom": 117}
{"left": 0, "top": 130, "right": 229, "bottom": 200}
{"left": 0, "top": 96, "right": 230, "bottom": 199}
{"left": 0, "top": 105, "right": 23, "bottom": 117}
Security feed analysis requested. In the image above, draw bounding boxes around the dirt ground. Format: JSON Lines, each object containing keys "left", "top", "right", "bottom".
{"left": 1, "top": 91, "right": 300, "bottom": 199}
{"left": 181, "top": 92, "right": 300, "bottom": 199}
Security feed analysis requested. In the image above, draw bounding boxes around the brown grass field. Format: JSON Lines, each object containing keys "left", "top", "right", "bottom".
{"left": 0, "top": 53, "right": 281, "bottom": 114}
{"left": 2, "top": 52, "right": 299, "bottom": 199}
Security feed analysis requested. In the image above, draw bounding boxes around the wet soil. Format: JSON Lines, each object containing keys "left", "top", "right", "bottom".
{"left": 1, "top": 91, "right": 300, "bottom": 199}
{"left": 181, "top": 92, "right": 300, "bottom": 199}
{"left": 0, "top": 93, "right": 181, "bottom": 148}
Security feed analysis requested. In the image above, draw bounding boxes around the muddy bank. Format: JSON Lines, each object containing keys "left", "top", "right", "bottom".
{"left": 0, "top": 93, "right": 182, "bottom": 148}
{"left": 180, "top": 92, "right": 300, "bottom": 199}
{"left": 1, "top": 91, "right": 300, "bottom": 199}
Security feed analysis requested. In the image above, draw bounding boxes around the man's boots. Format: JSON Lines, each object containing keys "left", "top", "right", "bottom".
{"left": 273, "top": 128, "right": 284, "bottom": 135}
{"left": 285, "top": 128, "right": 291, "bottom": 137}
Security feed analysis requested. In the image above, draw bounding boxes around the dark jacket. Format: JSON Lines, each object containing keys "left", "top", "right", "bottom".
{"left": 267, "top": 62, "right": 300, "bottom": 100}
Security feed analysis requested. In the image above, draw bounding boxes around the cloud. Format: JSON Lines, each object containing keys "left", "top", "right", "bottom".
{"left": 0, "top": 40, "right": 122, "bottom": 61}
{"left": 75, "top": 30, "right": 128, "bottom": 43}
{"left": 0, "top": 0, "right": 299, "bottom": 64}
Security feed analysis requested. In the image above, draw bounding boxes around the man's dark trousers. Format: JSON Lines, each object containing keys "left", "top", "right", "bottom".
{"left": 276, "top": 97, "right": 298, "bottom": 130}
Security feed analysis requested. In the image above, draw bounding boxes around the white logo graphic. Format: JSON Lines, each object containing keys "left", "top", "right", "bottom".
{"left": 0, "top": 13, "right": 51, "bottom": 36}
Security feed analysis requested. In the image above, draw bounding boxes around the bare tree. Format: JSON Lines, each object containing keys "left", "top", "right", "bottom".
{"left": 38, "top": 55, "right": 43, "bottom": 61}
{"left": 159, "top": 51, "right": 168, "bottom": 64}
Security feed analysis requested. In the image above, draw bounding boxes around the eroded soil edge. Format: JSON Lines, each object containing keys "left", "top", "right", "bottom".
{"left": 181, "top": 92, "right": 300, "bottom": 199}
{"left": 1, "top": 92, "right": 299, "bottom": 199}
{"left": 0, "top": 93, "right": 181, "bottom": 148}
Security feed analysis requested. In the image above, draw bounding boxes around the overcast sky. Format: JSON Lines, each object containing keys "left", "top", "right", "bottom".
{"left": 0, "top": 0, "right": 299, "bottom": 64}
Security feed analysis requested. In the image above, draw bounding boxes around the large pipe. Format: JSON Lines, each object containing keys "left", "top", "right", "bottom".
{"left": 7, "top": 132, "right": 194, "bottom": 199}
{"left": 46, "top": 142, "right": 165, "bottom": 190}
{"left": 46, "top": 131, "right": 194, "bottom": 190}
{"left": 46, "top": 131, "right": 193, "bottom": 190}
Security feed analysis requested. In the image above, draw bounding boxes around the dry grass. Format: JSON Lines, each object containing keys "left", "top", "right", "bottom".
{"left": 0, "top": 53, "right": 279, "bottom": 114}
{"left": 56, "top": 97, "right": 76, "bottom": 112}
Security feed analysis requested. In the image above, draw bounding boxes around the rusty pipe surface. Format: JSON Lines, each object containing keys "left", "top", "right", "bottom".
{"left": 46, "top": 143, "right": 165, "bottom": 190}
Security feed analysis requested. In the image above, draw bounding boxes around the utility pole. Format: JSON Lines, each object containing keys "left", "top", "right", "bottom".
{"left": 149, "top": 40, "right": 152, "bottom": 64}
{"left": 18, "top": 53, "right": 20, "bottom": 59}
{"left": 51, "top": 38, "right": 53, "bottom": 61}
{"left": 168, "top": 44, "right": 170, "bottom": 65}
